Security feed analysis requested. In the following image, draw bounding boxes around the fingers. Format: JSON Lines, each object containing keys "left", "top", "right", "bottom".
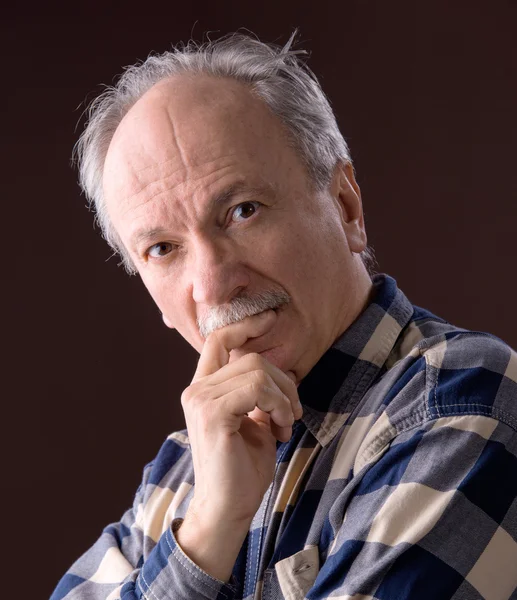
{"left": 224, "top": 382, "right": 294, "bottom": 427}
{"left": 184, "top": 372, "right": 296, "bottom": 442}
{"left": 188, "top": 308, "right": 302, "bottom": 444}
{"left": 223, "top": 386, "right": 295, "bottom": 442}
{"left": 219, "top": 359, "right": 301, "bottom": 420}
{"left": 193, "top": 310, "right": 277, "bottom": 381}
{"left": 206, "top": 367, "right": 302, "bottom": 422}
{"left": 250, "top": 408, "right": 293, "bottom": 443}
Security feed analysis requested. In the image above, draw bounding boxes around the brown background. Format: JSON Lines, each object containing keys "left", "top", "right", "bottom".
{"left": 2, "top": 1, "right": 516, "bottom": 597}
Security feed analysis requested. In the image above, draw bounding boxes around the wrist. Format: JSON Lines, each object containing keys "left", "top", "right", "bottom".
{"left": 173, "top": 510, "right": 251, "bottom": 582}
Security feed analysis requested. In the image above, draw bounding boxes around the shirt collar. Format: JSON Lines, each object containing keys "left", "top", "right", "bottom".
{"left": 297, "top": 273, "right": 414, "bottom": 446}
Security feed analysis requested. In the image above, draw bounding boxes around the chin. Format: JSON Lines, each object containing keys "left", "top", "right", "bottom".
{"left": 230, "top": 344, "right": 288, "bottom": 372}
{"left": 258, "top": 346, "right": 285, "bottom": 369}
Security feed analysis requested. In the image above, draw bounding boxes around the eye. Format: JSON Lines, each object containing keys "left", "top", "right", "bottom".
{"left": 230, "top": 201, "right": 260, "bottom": 223}
{"left": 148, "top": 242, "right": 175, "bottom": 258}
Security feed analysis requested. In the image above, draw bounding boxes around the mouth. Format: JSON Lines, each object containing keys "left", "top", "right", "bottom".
{"left": 248, "top": 302, "right": 287, "bottom": 321}
{"left": 231, "top": 344, "right": 279, "bottom": 364}
{"left": 269, "top": 302, "right": 288, "bottom": 316}
{"left": 238, "top": 307, "right": 287, "bottom": 354}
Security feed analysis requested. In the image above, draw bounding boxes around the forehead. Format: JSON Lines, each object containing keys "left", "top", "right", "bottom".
{"left": 102, "top": 75, "right": 296, "bottom": 206}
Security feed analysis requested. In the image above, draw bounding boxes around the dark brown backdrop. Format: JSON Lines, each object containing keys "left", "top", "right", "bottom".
{"left": 2, "top": 1, "right": 516, "bottom": 597}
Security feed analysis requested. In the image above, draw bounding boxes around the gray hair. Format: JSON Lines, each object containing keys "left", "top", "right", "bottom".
{"left": 198, "top": 288, "right": 291, "bottom": 339}
{"left": 74, "top": 32, "right": 377, "bottom": 275}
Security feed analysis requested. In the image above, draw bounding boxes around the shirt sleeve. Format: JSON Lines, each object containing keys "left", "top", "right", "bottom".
{"left": 49, "top": 462, "right": 237, "bottom": 600}
{"left": 306, "top": 413, "right": 517, "bottom": 600}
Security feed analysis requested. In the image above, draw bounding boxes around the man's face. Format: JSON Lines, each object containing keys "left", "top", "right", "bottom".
{"left": 103, "top": 75, "right": 369, "bottom": 381}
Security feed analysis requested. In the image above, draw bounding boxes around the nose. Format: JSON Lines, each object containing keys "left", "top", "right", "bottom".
{"left": 189, "top": 236, "right": 249, "bottom": 307}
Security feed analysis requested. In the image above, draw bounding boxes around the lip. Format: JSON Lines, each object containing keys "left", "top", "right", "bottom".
{"left": 228, "top": 304, "right": 288, "bottom": 358}
{"left": 273, "top": 302, "right": 289, "bottom": 314}
{"left": 242, "top": 305, "right": 287, "bottom": 351}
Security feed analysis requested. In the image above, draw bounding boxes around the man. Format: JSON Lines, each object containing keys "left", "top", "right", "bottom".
{"left": 51, "top": 33, "right": 517, "bottom": 600}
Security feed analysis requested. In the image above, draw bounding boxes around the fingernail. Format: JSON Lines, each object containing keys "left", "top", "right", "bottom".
{"left": 296, "top": 404, "right": 303, "bottom": 420}
{"left": 286, "top": 371, "right": 297, "bottom": 382}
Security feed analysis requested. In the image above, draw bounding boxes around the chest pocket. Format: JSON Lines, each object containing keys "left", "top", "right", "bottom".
{"left": 275, "top": 546, "right": 320, "bottom": 600}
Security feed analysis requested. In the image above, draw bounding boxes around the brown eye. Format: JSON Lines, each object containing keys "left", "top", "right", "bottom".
{"left": 148, "top": 242, "right": 174, "bottom": 258}
{"left": 231, "top": 201, "right": 259, "bottom": 222}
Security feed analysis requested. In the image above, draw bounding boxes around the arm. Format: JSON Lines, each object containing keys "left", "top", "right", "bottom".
{"left": 50, "top": 460, "right": 148, "bottom": 600}
{"left": 51, "top": 310, "right": 301, "bottom": 600}
{"left": 49, "top": 441, "right": 238, "bottom": 600}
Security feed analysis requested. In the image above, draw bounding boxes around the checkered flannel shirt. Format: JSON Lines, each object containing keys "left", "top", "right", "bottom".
{"left": 51, "top": 273, "right": 517, "bottom": 600}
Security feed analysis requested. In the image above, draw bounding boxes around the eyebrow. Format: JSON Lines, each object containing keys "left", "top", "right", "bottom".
{"left": 129, "top": 181, "right": 275, "bottom": 249}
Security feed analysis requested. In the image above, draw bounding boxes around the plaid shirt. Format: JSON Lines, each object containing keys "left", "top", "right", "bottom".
{"left": 51, "top": 274, "right": 517, "bottom": 600}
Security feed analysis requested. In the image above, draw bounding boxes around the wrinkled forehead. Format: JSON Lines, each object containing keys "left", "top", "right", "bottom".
{"left": 102, "top": 75, "right": 294, "bottom": 203}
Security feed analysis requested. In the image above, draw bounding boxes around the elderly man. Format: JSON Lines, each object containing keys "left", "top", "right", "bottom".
{"left": 51, "top": 33, "right": 517, "bottom": 600}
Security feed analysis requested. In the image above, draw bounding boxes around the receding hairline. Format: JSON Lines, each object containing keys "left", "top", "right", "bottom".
{"left": 103, "top": 72, "right": 310, "bottom": 218}
{"left": 73, "top": 33, "right": 376, "bottom": 275}
{"left": 108, "top": 70, "right": 301, "bottom": 151}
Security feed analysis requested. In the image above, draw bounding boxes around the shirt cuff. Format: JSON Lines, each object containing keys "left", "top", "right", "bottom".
{"left": 136, "top": 518, "right": 238, "bottom": 600}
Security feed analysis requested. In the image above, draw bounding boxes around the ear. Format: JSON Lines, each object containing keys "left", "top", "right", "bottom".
{"left": 331, "top": 161, "right": 368, "bottom": 254}
{"left": 161, "top": 313, "right": 175, "bottom": 329}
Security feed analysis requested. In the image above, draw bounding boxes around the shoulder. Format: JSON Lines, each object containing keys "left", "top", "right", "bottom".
{"left": 420, "top": 330, "right": 517, "bottom": 429}
{"left": 384, "top": 306, "right": 517, "bottom": 431}
{"left": 353, "top": 332, "right": 517, "bottom": 493}
{"left": 355, "top": 326, "right": 517, "bottom": 473}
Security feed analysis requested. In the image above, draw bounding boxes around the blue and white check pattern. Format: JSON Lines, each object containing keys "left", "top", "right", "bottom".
{"left": 51, "top": 274, "right": 517, "bottom": 600}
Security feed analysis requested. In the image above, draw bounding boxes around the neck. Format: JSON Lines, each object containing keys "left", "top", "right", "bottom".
{"left": 333, "top": 260, "right": 374, "bottom": 346}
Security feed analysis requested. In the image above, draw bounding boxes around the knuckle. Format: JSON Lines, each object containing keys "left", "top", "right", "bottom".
{"left": 207, "top": 329, "right": 222, "bottom": 346}
{"left": 285, "top": 381, "right": 299, "bottom": 404}
{"left": 245, "top": 352, "right": 264, "bottom": 368}
{"left": 285, "top": 376, "right": 297, "bottom": 393}
{"left": 181, "top": 383, "right": 206, "bottom": 409}
{"left": 180, "top": 387, "right": 192, "bottom": 407}
{"left": 248, "top": 381, "right": 269, "bottom": 396}
{"left": 251, "top": 369, "right": 272, "bottom": 387}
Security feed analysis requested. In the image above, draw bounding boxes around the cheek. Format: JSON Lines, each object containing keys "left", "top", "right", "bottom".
{"left": 264, "top": 219, "right": 332, "bottom": 278}
{"left": 279, "top": 223, "right": 349, "bottom": 307}
{"left": 256, "top": 215, "right": 312, "bottom": 262}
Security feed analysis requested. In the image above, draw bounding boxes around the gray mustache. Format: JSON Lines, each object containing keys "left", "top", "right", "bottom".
{"left": 197, "top": 289, "right": 291, "bottom": 339}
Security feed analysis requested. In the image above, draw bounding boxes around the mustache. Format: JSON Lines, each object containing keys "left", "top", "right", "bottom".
{"left": 197, "top": 288, "right": 291, "bottom": 339}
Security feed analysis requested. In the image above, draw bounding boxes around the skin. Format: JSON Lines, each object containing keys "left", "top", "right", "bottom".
{"left": 104, "top": 75, "right": 372, "bottom": 382}
{"left": 102, "top": 74, "right": 373, "bottom": 580}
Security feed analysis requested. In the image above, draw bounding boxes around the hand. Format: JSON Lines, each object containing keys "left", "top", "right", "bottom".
{"left": 184, "top": 308, "right": 302, "bottom": 521}
{"left": 176, "top": 309, "right": 302, "bottom": 580}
